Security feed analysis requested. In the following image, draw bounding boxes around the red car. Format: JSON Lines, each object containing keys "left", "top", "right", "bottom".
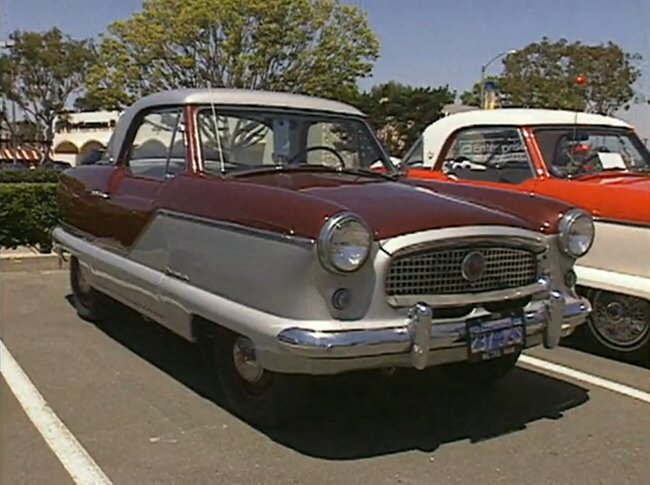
{"left": 402, "top": 108, "right": 650, "bottom": 362}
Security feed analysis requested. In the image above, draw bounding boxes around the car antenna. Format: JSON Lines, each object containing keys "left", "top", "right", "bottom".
{"left": 574, "top": 74, "right": 588, "bottom": 132}
{"left": 567, "top": 74, "right": 588, "bottom": 172}
{"left": 207, "top": 81, "right": 226, "bottom": 176}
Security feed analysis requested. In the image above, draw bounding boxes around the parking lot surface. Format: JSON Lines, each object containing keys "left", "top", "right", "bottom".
{"left": 1, "top": 270, "right": 649, "bottom": 485}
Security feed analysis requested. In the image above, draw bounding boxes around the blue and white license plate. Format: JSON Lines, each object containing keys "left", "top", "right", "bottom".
{"left": 466, "top": 312, "right": 525, "bottom": 361}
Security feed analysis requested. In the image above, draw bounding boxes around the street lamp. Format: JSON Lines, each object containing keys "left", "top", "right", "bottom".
{"left": 479, "top": 49, "right": 517, "bottom": 109}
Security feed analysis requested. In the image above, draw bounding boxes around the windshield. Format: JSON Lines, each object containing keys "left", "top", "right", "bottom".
{"left": 534, "top": 126, "right": 650, "bottom": 178}
{"left": 195, "top": 106, "right": 394, "bottom": 175}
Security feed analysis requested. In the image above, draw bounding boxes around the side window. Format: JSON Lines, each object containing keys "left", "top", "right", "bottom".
{"left": 402, "top": 137, "right": 424, "bottom": 167}
{"left": 127, "top": 109, "right": 186, "bottom": 179}
{"left": 441, "top": 127, "right": 534, "bottom": 184}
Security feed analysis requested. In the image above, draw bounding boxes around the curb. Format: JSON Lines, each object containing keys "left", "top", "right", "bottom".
{"left": 0, "top": 253, "right": 68, "bottom": 273}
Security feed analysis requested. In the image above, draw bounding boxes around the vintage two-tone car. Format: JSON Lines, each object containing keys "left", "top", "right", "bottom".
{"left": 52, "top": 89, "right": 593, "bottom": 426}
{"left": 400, "top": 108, "right": 650, "bottom": 362}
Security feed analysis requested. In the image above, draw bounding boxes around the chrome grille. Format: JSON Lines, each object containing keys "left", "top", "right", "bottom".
{"left": 386, "top": 246, "right": 539, "bottom": 296}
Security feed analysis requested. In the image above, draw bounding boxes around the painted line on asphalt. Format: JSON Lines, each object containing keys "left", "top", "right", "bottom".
{"left": 0, "top": 340, "right": 112, "bottom": 485}
{"left": 520, "top": 354, "right": 650, "bottom": 404}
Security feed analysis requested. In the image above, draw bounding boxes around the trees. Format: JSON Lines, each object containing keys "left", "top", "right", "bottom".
{"left": 461, "top": 38, "right": 643, "bottom": 114}
{"left": 353, "top": 81, "right": 456, "bottom": 157}
{"left": 82, "top": 0, "right": 380, "bottom": 110}
{"left": 0, "top": 28, "right": 96, "bottom": 149}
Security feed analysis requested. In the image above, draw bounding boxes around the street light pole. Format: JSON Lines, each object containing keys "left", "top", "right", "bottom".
{"left": 479, "top": 49, "right": 517, "bottom": 109}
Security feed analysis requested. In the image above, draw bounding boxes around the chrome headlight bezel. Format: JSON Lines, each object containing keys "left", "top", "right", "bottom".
{"left": 317, "top": 212, "right": 373, "bottom": 273}
{"left": 557, "top": 208, "right": 595, "bottom": 258}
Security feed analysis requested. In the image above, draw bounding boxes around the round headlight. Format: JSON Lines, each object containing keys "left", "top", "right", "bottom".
{"left": 558, "top": 208, "right": 595, "bottom": 258}
{"left": 318, "top": 213, "right": 372, "bottom": 273}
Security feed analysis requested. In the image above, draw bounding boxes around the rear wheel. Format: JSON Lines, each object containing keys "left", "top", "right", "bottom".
{"left": 69, "top": 256, "right": 115, "bottom": 322}
{"left": 580, "top": 290, "right": 650, "bottom": 363}
{"left": 213, "top": 330, "right": 304, "bottom": 428}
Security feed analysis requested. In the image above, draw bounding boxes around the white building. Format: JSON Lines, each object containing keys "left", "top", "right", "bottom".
{"left": 51, "top": 111, "right": 121, "bottom": 165}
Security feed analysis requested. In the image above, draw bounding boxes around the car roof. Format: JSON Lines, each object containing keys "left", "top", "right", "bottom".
{"left": 415, "top": 108, "right": 634, "bottom": 167}
{"left": 130, "top": 88, "right": 365, "bottom": 117}
{"left": 425, "top": 108, "right": 632, "bottom": 134}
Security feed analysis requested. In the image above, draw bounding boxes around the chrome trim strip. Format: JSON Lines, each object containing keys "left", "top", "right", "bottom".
{"left": 158, "top": 209, "right": 316, "bottom": 248}
{"left": 593, "top": 217, "right": 650, "bottom": 229}
{"left": 386, "top": 276, "right": 551, "bottom": 307}
{"left": 386, "top": 235, "right": 548, "bottom": 258}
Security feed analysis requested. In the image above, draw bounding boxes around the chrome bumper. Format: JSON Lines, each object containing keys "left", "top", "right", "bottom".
{"left": 276, "top": 292, "right": 589, "bottom": 371}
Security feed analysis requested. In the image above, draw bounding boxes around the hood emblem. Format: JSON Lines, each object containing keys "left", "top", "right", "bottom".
{"left": 461, "top": 251, "right": 486, "bottom": 283}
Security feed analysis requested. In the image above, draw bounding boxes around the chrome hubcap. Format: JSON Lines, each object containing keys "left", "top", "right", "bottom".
{"left": 232, "top": 337, "right": 264, "bottom": 383}
{"left": 591, "top": 293, "right": 650, "bottom": 349}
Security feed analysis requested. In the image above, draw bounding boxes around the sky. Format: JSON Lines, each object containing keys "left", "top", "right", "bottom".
{"left": 1, "top": 0, "right": 650, "bottom": 98}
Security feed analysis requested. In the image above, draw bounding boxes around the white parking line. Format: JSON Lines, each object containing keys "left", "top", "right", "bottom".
{"left": 520, "top": 354, "right": 650, "bottom": 404}
{"left": 0, "top": 340, "right": 112, "bottom": 485}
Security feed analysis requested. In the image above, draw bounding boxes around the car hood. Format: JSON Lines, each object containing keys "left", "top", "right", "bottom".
{"left": 577, "top": 172, "right": 650, "bottom": 189}
{"left": 229, "top": 171, "right": 550, "bottom": 239}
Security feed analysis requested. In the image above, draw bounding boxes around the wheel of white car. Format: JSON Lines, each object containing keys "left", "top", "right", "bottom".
{"left": 213, "top": 330, "right": 302, "bottom": 428}
{"left": 69, "top": 255, "right": 114, "bottom": 322}
{"left": 582, "top": 290, "right": 650, "bottom": 363}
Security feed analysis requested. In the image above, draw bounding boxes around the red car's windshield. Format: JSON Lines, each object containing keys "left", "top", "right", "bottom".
{"left": 534, "top": 125, "right": 650, "bottom": 178}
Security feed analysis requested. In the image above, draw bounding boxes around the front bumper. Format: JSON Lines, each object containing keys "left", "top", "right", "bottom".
{"left": 270, "top": 292, "right": 590, "bottom": 374}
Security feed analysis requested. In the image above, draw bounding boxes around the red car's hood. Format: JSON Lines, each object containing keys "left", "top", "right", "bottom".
{"left": 228, "top": 170, "right": 567, "bottom": 239}
{"left": 576, "top": 172, "right": 650, "bottom": 190}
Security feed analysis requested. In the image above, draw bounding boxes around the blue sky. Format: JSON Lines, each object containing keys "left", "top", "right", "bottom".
{"left": 2, "top": 0, "right": 650, "bottom": 97}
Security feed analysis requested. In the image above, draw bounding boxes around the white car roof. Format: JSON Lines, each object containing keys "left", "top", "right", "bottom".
{"left": 131, "top": 88, "right": 365, "bottom": 117}
{"left": 417, "top": 108, "right": 633, "bottom": 167}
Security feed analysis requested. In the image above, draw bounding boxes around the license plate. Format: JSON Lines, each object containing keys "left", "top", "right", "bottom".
{"left": 466, "top": 311, "right": 526, "bottom": 362}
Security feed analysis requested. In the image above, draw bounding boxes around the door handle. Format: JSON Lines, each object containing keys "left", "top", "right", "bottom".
{"left": 87, "top": 189, "right": 110, "bottom": 199}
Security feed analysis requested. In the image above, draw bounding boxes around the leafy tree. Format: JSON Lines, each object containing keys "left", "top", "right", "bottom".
{"left": 0, "top": 28, "right": 96, "bottom": 149}
{"left": 460, "top": 38, "right": 643, "bottom": 115}
{"left": 353, "top": 81, "right": 456, "bottom": 157}
{"left": 83, "top": 0, "right": 380, "bottom": 110}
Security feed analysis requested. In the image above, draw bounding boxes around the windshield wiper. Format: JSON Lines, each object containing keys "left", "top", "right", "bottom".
{"left": 228, "top": 163, "right": 400, "bottom": 180}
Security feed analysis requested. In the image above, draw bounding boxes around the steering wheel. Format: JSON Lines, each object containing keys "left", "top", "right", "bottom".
{"left": 292, "top": 145, "right": 346, "bottom": 168}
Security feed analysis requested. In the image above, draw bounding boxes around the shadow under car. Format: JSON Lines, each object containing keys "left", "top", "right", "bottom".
{"left": 65, "top": 294, "right": 591, "bottom": 460}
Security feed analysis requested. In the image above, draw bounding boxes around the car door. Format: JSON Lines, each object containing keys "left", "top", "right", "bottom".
{"left": 430, "top": 125, "right": 540, "bottom": 194}
{"left": 94, "top": 106, "right": 189, "bottom": 319}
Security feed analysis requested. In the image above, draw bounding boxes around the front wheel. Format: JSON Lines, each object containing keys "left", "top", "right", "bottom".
{"left": 579, "top": 290, "right": 650, "bottom": 363}
{"left": 213, "top": 331, "right": 305, "bottom": 428}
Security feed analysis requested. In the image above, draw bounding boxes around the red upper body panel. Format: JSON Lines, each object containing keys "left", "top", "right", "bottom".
{"left": 56, "top": 103, "right": 581, "bottom": 251}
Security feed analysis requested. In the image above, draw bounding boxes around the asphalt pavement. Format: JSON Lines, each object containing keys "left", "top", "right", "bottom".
{"left": 1, "top": 269, "right": 649, "bottom": 485}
